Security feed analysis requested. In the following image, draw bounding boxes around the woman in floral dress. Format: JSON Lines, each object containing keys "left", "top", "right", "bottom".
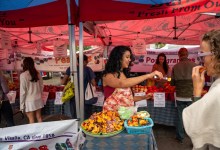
{"left": 102, "top": 46, "right": 163, "bottom": 111}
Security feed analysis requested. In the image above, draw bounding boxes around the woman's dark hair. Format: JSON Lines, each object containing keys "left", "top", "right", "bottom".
{"left": 102, "top": 45, "right": 134, "bottom": 78}
{"left": 156, "top": 53, "right": 168, "bottom": 74}
{"left": 22, "top": 57, "right": 39, "bottom": 82}
{"left": 202, "top": 29, "right": 220, "bottom": 75}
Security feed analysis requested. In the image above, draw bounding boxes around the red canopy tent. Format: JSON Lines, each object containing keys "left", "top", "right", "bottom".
{"left": 93, "top": 13, "right": 220, "bottom": 46}
{"left": 78, "top": 0, "right": 220, "bottom": 46}
{"left": 1, "top": 0, "right": 220, "bottom": 46}
{"left": 0, "top": 0, "right": 78, "bottom": 28}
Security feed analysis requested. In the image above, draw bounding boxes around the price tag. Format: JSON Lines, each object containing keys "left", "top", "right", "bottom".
{"left": 134, "top": 92, "right": 145, "bottom": 96}
{"left": 135, "top": 92, "right": 147, "bottom": 107}
{"left": 54, "top": 92, "right": 63, "bottom": 105}
{"left": 135, "top": 100, "right": 147, "bottom": 107}
{"left": 93, "top": 92, "right": 104, "bottom": 106}
{"left": 154, "top": 92, "right": 165, "bottom": 107}
{"left": 42, "top": 92, "right": 49, "bottom": 105}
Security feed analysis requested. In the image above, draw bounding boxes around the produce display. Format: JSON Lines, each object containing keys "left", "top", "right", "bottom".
{"left": 124, "top": 115, "right": 154, "bottom": 135}
{"left": 163, "top": 82, "right": 176, "bottom": 93}
{"left": 43, "top": 85, "right": 64, "bottom": 99}
{"left": 8, "top": 81, "right": 19, "bottom": 90}
{"left": 127, "top": 114, "right": 150, "bottom": 127}
{"left": 43, "top": 85, "right": 64, "bottom": 93}
{"left": 132, "top": 82, "right": 176, "bottom": 93}
{"left": 118, "top": 106, "right": 137, "bottom": 120}
{"left": 81, "top": 111, "right": 124, "bottom": 135}
{"left": 136, "top": 111, "right": 150, "bottom": 118}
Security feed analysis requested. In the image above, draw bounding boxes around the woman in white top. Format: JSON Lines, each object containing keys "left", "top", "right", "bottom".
{"left": 183, "top": 29, "right": 220, "bottom": 149}
{"left": 20, "top": 57, "right": 44, "bottom": 124}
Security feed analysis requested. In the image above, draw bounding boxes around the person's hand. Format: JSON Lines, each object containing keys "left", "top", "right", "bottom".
{"left": 149, "top": 70, "right": 163, "bottom": 79}
{"left": 192, "top": 66, "right": 206, "bottom": 97}
{"left": 146, "top": 93, "right": 153, "bottom": 100}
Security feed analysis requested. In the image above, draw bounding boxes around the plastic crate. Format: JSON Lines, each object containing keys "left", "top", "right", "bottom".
{"left": 124, "top": 118, "right": 154, "bottom": 134}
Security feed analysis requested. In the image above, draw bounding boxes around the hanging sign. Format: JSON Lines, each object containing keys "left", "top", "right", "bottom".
{"left": 132, "top": 38, "right": 146, "bottom": 55}
{"left": 53, "top": 40, "right": 67, "bottom": 57}
{"left": 0, "top": 48, "right": 7, "bottom": 60}
{"left": 0, "top": 59, "right": 15, "bottom": 70}
{"left": 0, "top": 31, "right": 12, "bottom": 49}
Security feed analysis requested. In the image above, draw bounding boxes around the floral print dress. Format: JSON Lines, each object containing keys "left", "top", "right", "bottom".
{"left": 103, "top": 87, "right": 134, "bottom": 111}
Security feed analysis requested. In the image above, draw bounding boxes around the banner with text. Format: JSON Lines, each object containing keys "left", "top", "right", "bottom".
{"left": 80, "top": 0, "right": 220, "bottom": 21}
{"left": 13, "top": 53, "right": 104, "bottom": 72}
{"left": 131, "top": 53, "right": 198, "bottom": 72}
{"left": 0, "top": 120, "right": 85, "bottom": 150}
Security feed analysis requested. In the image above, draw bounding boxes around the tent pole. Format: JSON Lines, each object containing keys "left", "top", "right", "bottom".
{"left": 66, "top": 0, "right": 80, "bottom": 120}
{"left": 79, "top": 22, "right": 84, "bottom": 123}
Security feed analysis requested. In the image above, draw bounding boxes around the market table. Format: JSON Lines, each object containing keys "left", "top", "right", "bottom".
{"left": 138, "top": 101, "right": 177, "bottom": 126}
{"left": 93, "top": 91, "right": 177, "bottom": 126}
{"left": 82, "top": 130, "right": 158, "bottom": 150}
{"left": 42, "top": 92, "right": 177, "bottom": 127}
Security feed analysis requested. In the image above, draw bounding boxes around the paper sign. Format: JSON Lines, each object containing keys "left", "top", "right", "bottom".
{"left": 154, "top": 92, "right": 165, "bottom": 107}
{"left": 54, "top": 92, "right": 63, "bottom": 105}
{"left": 53, "top": 39, "right": 67, "bottom": 57}
{"left": 135, "top": 100, "right": 147, "bottom": 107}
{"left": 132, "top": 38, "right": 146, "bottom": 55}
{"left": 42, "top": 92, "right": 49, "bottom": 105}
{"left": 93, "top": 92, "right": 104, "bottom": 106}
{"left": 0, "top": 49, "right": 7, "bottom": 60}
{"left": 135, "top": 92, "right": 147, "bottom": 107}
{"left": 7, "top": 91, "right": 16, "bottom": 104}
{"left": 0, "top": 31, "right": 12, "bottom": 49}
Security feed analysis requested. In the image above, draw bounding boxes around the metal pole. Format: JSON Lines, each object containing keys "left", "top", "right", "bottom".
{"left": 66, "top": 0, "right": 80, "bottom": 119}
{"left": 79, "top": 22, "right": 84, "bottom": 122}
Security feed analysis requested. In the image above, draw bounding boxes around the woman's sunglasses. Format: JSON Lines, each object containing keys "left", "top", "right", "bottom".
{"left": 197, "top": 51, "right": 213, "bottom": 62}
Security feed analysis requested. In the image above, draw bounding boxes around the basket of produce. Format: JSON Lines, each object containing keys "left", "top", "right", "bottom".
{"left": 124, "top": 114, "right": 154, "bottom": 134}
{"left": 81, "top": 111, "right": 124, "bottom": 137}
{"left": 136, "top": 111, "right": 150, "bottom": 118}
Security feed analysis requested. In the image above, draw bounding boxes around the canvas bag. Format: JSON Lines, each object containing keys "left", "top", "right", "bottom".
{"left": 85, "top": 70, "right": 98, "bottom": 105}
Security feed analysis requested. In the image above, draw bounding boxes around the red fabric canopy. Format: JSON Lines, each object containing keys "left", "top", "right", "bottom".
{"left": 0, "top": 25, "right": 103, "bottom": 48}
{"left": 0, "top": 0, "right": 78, "bottom": 28}
{"left": 94, "top": 13, "right": 220, "bottom": 45}
{"left": 1, "top": 0, "right": 220, "bottom": 46}
{"left": 79, "top": 0, "right": 220, "bottom": 21}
